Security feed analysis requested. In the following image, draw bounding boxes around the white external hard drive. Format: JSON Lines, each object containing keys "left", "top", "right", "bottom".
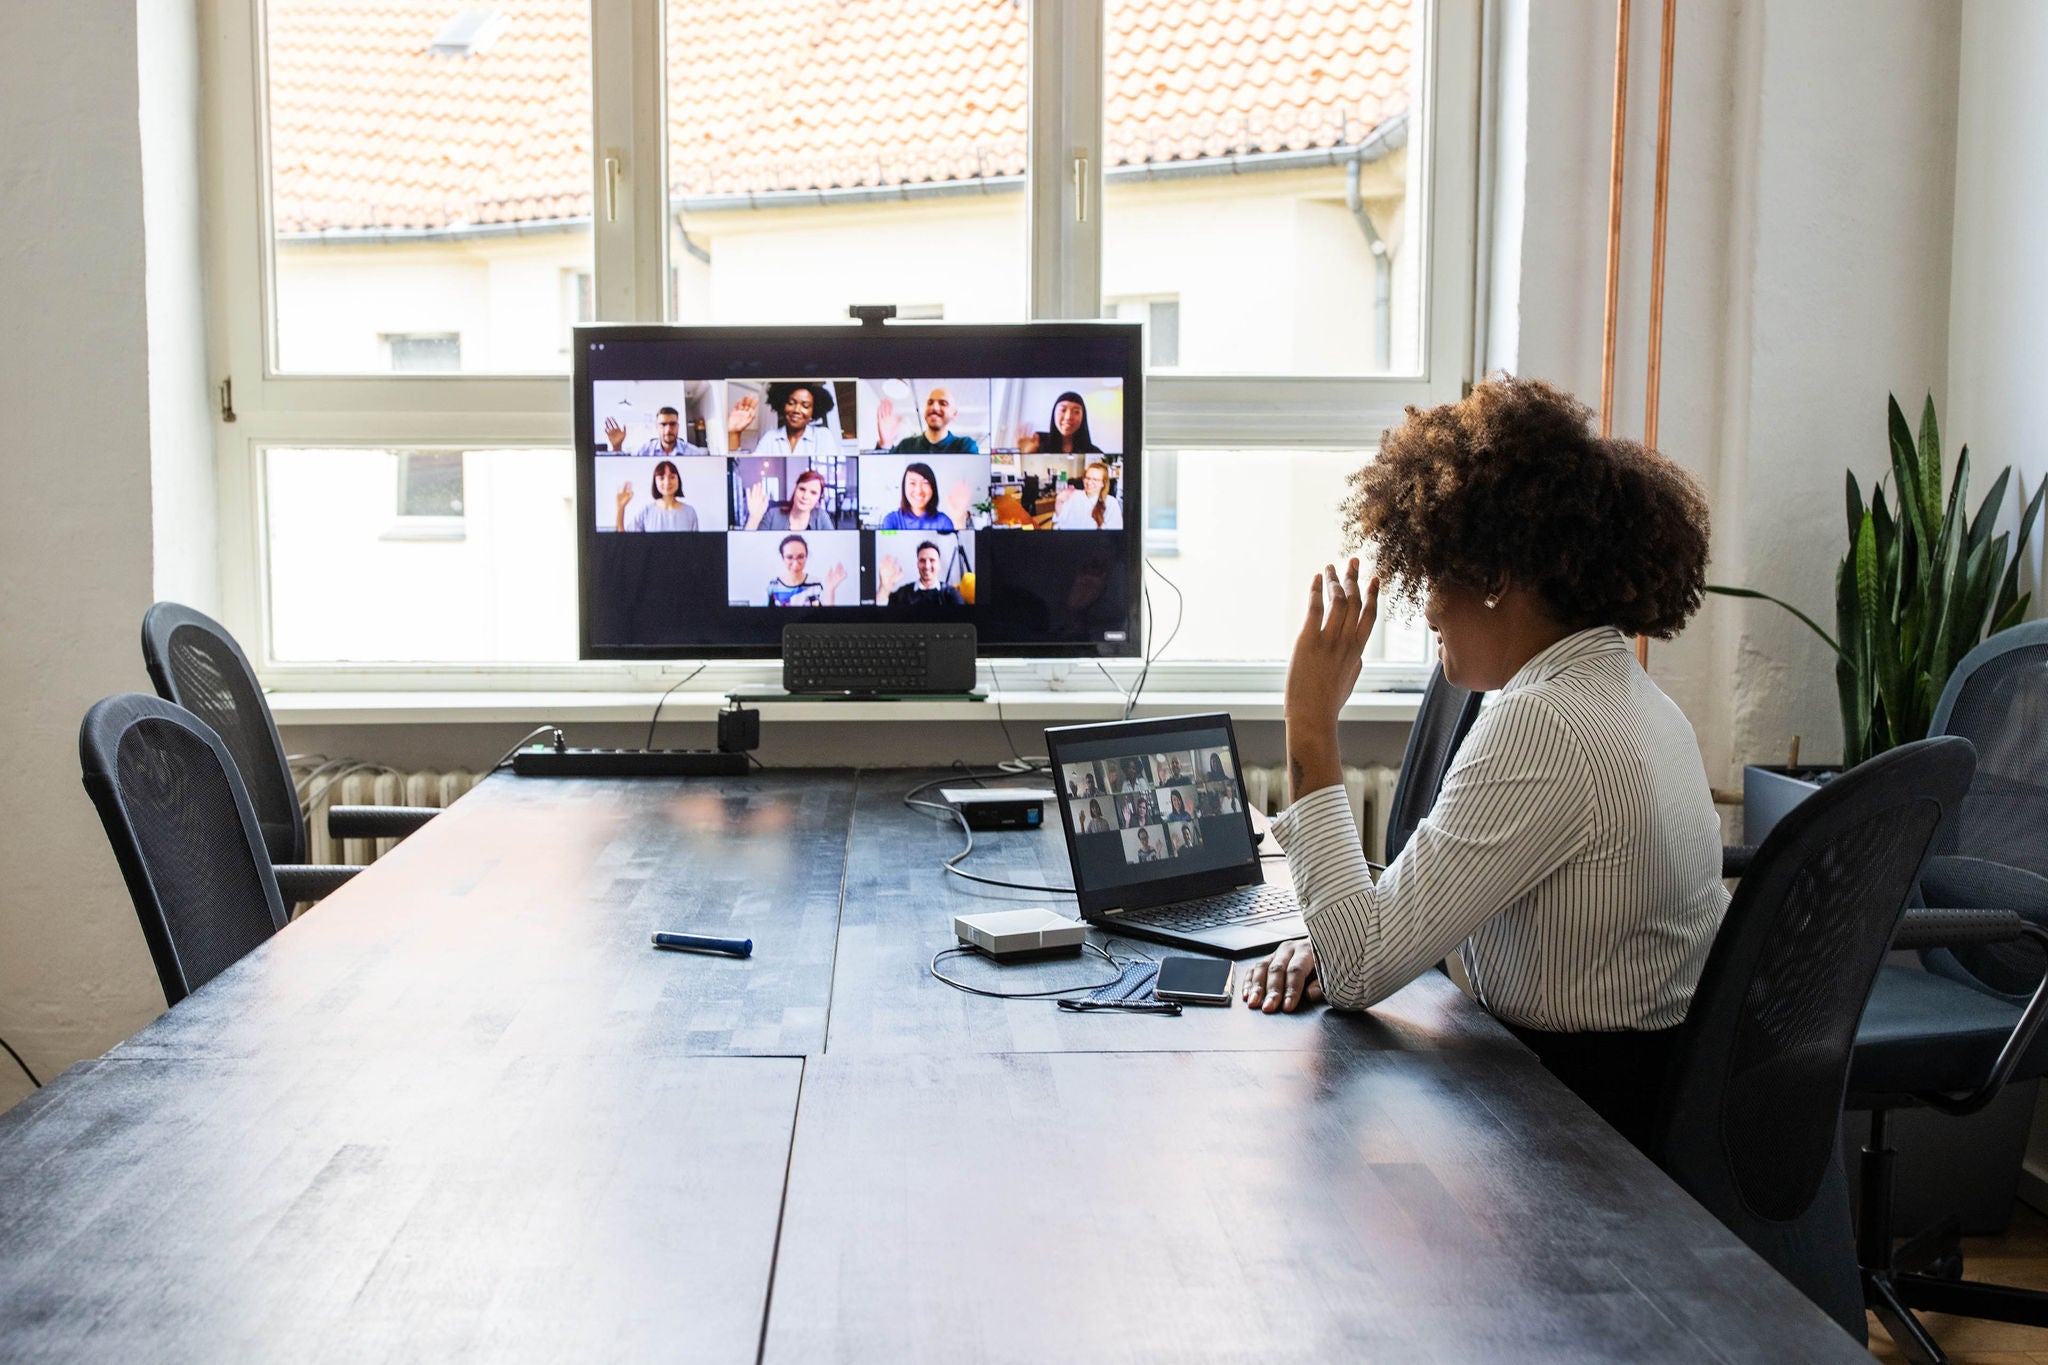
{"left": 952, "top": 908, "right": 1089, "bottom": 959}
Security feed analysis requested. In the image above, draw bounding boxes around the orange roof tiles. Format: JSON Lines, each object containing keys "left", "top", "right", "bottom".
{"left": 267, "top": 0, "right": 1412, "bottom": 235}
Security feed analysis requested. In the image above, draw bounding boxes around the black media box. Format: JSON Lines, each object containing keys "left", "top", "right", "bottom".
{"left": 938, "top": 787, "right": 1053, "bottom": 831}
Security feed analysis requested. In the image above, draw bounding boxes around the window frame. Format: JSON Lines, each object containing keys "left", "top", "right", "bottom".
{"left": 202, "top": 0, "right": 1480, "bottom": 693}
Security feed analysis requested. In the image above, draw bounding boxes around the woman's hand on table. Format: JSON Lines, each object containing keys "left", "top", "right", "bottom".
{"left": 1242, "top": 937, "right": 1323, "bottom": 1013}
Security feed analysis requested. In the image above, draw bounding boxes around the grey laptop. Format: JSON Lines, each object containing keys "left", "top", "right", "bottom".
{"left": 1045, "top": 713, "right": 1307, "bottom": 959}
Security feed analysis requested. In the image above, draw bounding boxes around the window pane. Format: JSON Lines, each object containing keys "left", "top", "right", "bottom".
{"left": 265, "top": 448, "right": 576, "bottom": 662}
{"left": 265, "top": 2, "right": 595, "bottom": 373}
{"left": 665, "top": 0, "right": 1028, "bottom": 324}
{"left": 1144, "top": 449, "right": 1429, "bottom": 663}
{"left": 1102, "top": 0, "right": 1424, "bottom": 374}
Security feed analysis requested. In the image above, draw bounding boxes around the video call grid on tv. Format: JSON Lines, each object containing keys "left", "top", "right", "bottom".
{"left": 592, "top": 375, "right": 1128, "bottom": 609}
{"left": 1061, "top": 744, "right": 1244, "bottom": 871}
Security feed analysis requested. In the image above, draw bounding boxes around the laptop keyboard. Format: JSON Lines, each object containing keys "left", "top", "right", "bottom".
{"left": 1119, "top": 884, "right": 1300, "bottom": 932}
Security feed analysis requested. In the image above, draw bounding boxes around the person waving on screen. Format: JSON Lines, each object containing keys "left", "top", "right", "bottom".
{"left": 614, "top": 460, "right": 698, "bottom": 532}
{"left": 764, "top": 534, "right": 846, "bottom": 607}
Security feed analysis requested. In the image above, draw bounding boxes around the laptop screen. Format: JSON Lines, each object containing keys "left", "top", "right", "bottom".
{"left": 1045, "top": 714, "right": 1260, "bottom": 910}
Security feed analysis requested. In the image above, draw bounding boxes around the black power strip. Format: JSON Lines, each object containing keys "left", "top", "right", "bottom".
{"left": 512, "top": 747, "right": 748, "bottom": 777}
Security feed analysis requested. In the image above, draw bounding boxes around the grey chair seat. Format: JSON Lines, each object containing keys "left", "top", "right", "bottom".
{"left": 1851, "top": 965, "right": 2048, "bottom": 1100}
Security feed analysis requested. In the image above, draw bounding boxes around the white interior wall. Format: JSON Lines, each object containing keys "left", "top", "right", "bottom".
{"left": 141, "top": 0, "right": 220, "bottom": 612}
{"left": 0, "top": 1, "right": 172, "bottom": 1111}
{"left": 1490, "top": 0, "right": 1963, "bottom": 781}
{"left": 1947, "top": 0, "right": 2048, "bottom": 601}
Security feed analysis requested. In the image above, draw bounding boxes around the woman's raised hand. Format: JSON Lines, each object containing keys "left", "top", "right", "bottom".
{"left": 1284, "top": 559, "right": 1379, "bottom": 731}
{"left": 727, "top": 393, "right": 759, "bottom": 439}
{"left": 744, "top": 480, "right": 769, "bottom": 529}
{"left": 1240, "top": 937, "right": 1324, "bottom": 1013}
{"left": 824, "top": 563, "right": 848, "bottom": 601}
{"left": 603, "top": 417, "right": 628, "bottom": 450}
{"left": 616, "top": 480, "right": 634, "bottom": 512}
{"left": 943, "top": 480, "right": 974, "bottom": 527}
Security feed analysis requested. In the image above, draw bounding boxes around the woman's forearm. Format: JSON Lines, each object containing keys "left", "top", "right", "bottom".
{"left": 1287, "top": 723, "right": 1344, "bottom": 799}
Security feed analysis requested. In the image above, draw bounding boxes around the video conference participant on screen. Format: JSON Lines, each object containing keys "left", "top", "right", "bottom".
{"left": 1174, "top": 822, "right": 1203, "bottom": 856}
{"left": 615, "top": 460, "right": 700, "bottom": 532}
{"left": 881, "top": 461, "right": 970, "bottom": 531}
{"left": 1053, "top": 460, "right": 1123, "bottom": 530}
{"left": 745, "top": 383, "right": 843, "bottom": 459}
{"left": 765, "top": 534, "right": 846, "bottom": 607}
{"left": 606, "top": 402, "right": 743, "bottom": 459}
{"left": 744, "top": 467, "right": 837, "bottom": 532}
{"left": 880, "top": 539, "right": 964, "bottom": 607}
{"left": 890, "top": 387, "right": 980, "bottom": 454}
{"left": 1021, "top": 391, "right": 1102, "bottom": 457}
{"left": 1082, "top": 799, "right": 1113, "bottom": 834}
{"left": 1163, "top": 789, "right": 1194, "bottom": 823}
{"left": 1130, "top": 826, "right": 1165, "bottom": 863}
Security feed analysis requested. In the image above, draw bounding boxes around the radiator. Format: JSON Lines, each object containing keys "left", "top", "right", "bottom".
{"left": 1241, "top": 764, "right": 1400, "bottom": 865}
{"left": 295, "top": 761, "right": 480, "bottom": 867}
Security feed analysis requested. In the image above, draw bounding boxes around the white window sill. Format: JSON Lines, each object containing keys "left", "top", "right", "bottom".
{"left": 266, "top": 687, "right": 1425, "bottom": 727}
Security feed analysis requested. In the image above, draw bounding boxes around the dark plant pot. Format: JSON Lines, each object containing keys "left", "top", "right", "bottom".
{"left": 1741, "top": 764, "right": 1843, "bottom": 846}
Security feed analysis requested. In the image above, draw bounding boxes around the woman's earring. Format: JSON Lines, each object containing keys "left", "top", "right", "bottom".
{"left": 1483, "top": 592, "right": 1500, "bottom": 610}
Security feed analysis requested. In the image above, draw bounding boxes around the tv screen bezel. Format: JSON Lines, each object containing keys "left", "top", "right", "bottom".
{"left": 573, "top": 320, "right": 1145, "bottom": 660}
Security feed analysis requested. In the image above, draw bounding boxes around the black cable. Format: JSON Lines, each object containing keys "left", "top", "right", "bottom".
{"left": 0, "top": 1034, "right": 40, "bottom": 1089}
{"left": 490, "top": 725, "right": 566, "bottom": 773}
{"left": 978, "top": 663, "right": 1032, "bottom": 769}
{"left": 644, "top": 664, "right": 709, "bottom": 749}
{"left": 927, "top": 941, "right": 1124, "bottom": 998}
{"left": 1125, "top": 557, "right": 1186, "bottom": 720}
{"left": 903, "top": 772, "right": 1075, "bottom": 894}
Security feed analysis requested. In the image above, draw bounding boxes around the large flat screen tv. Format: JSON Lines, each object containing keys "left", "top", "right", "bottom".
{"left": 575, "top": 322, "right": 1143, "bottom": 659}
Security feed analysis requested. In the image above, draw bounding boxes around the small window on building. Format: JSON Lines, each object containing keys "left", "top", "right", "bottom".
{"left": 383, "top": 332, "right": 461, "bottom": 372}
{"left": 1144, "top": 449, "right": 1179, "bottom": 556}
{"left": 1107, "top": 296, "right": 1181, "bottom": 370}
{"left": 563, "top": 271, "right": 594, "bottom": 351}
{"left": 397, "top": 451, "right": 465, "bottom": 518}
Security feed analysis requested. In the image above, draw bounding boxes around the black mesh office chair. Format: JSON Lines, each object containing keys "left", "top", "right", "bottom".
{"left": 1649, "top": 737, "right": 1979, "bottom": 1343}
{"left": 140, "top": 602, "right": 437, "bottom": 903}
{"left": 1381, "top": 663, "right": 1482, "bottom": 862}
{"left": 1847, "top": 620, "right": 2048, "bottom": 1362}
{"left": 79, "top": 694, "right": 290, "bottom": 1006}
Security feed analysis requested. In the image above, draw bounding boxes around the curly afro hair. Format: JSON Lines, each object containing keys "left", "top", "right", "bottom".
{"left": 1341, "top": 376, "right": 1710, "bottom": 639}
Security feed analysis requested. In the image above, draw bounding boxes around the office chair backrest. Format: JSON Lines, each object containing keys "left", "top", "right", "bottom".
{"left": 1930, "top": 618, "right": 2048, "bottom": 877}
{"left": 1382, "top": 663, "right": 1482, "bottom": 862}
{"left": 1653, "top": 735, "right": 1975, "bottom": 1335}
{"left": 79, "top": 694, "right": 290, "bottom": 1006}
{"left": 141, "top": 601, "right": 305, "bottom": 868}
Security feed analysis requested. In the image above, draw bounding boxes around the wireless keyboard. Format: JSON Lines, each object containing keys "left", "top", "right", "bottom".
{"left": 782, "top": 623, "right": 978, "bottom": 695}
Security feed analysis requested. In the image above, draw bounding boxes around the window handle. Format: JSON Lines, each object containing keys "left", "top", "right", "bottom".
{"left": 604, "top": 153, "right": 622, "bottom": 223}
{"left": 1071, "top": 151, "right": 1089, "bottom": 223}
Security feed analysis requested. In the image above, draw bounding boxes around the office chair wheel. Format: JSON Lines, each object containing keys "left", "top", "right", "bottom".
{"left": 1928, "top": 1251, "right": 1964, "bottom": 1281}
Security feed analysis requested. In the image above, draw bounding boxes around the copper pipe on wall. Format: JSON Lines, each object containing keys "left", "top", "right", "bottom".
{"left": 1644, "top": 0, "right": 1676, "bottom": 453}
{"left": 1598, "top": 0, "right": 1632, "bottom": 438}
{"left": 1636, "top": 0, "right": 1677, "bottom": 670}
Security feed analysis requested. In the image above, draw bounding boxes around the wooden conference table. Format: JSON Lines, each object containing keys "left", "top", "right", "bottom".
{"left": 0, "top": 771, "right": 1869, "bottom": 1363}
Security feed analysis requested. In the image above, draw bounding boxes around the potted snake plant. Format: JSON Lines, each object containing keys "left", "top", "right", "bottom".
{"left": 1711, "top": 393, "right": 2044, "bottom": 842}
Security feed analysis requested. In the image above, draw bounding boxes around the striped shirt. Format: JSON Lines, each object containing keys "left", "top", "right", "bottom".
{"left": 1271, "top": 626, "right": 1727, "bottom": 1031}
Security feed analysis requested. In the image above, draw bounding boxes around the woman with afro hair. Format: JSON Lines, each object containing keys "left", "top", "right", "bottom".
{"left": 1241, "top": 376, "right": 1725, "bottom": 1148}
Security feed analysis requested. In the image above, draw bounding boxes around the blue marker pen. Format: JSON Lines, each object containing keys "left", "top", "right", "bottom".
{"left": 651, "top": 931, "right": 753, "bottom": 959}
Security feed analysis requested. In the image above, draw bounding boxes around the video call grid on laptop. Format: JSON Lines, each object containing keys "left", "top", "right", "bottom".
{"left": 1044, "top": 713, "right": 1307, "bottom": 957}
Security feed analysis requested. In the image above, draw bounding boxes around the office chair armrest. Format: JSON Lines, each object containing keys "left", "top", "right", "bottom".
{"left": 1893, "top": 915, "right": 2048, "bottom": 1116}
{"left": 327, "top": 805, "right": 438, "bottom": 841}
{"left": 1920, "top": 855, "right": 2048, "bottom": 920}
{"left": 1891, "top": 907, "right": 2027, "bottom": 951}
{"left": 274, "top": 863, "right": 361, "bottom": 903}
{"left": 1721, "top": 845, "right": 1756, "bottom": 878}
